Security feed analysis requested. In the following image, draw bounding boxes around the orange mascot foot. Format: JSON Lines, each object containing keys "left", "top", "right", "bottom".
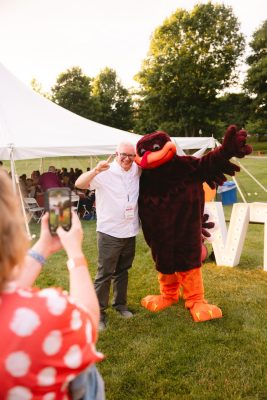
{"left": 189, "top": 302, "right": 222, "bottom": 322}
{"left": 141, "top": 295, "right": 178, "bottom": 312}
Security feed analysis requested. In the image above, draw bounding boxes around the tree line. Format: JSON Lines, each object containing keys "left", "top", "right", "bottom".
{"left": 32, "top": 3, "right": 267, "bottom": 140}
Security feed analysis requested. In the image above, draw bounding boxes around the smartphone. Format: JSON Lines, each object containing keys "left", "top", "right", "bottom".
{"left": 45, "top": 188, "right": 72, "bottom": 235}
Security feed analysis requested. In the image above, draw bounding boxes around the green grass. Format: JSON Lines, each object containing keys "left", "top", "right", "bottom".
{"left": 25, "top": 155, "right": 267, "bottom": 400}
{"left": 232, "top": 157, "right": 267, "bottom": 204}
{"left": 29, "top": 218, "right": 267, "bottom": 400}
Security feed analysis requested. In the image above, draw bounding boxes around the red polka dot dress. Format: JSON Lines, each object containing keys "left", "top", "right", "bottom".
{"left": 0, "top": 282, "right": 103, "bottom": 399}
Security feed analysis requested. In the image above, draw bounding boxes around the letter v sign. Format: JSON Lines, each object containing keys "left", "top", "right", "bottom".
{"left": 205, "top": 202, "right": 267, "bottom": 270}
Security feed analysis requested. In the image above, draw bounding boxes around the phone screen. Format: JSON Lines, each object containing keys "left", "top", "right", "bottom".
{"left": 45, "top": 188, "right": 72, "bottom": 235}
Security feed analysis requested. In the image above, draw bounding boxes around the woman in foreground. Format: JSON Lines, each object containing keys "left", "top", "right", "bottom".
{"left": 0, "top": 170, "right": 104, "bottom": 399}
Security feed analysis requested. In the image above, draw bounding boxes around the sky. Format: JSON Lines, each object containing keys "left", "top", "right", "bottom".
{"left": 0, "top": 0, "right": 266, "bottom": 91}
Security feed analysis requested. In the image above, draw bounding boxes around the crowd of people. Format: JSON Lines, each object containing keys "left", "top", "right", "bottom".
{"left": 17, "top": 165, "right": 96, "bottom": 218}
{"left": 19, "top": 166, "right": 85, "bottom": 197}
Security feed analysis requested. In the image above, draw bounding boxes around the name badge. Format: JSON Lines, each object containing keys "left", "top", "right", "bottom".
{"left": 124, "top": 204, "right": 134, "bottom": 220}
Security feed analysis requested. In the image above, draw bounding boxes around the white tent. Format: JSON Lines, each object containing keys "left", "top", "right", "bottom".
{"left": 0, "top": 63, "right": 142, "bottom": 161}
{"left": 0, "top": 62, "right": 216, "bottom": 163}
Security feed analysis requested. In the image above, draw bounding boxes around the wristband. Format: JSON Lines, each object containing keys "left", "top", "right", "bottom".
{"left": 27, "top": 249, "right": 46, "bottom": 266}
{"left": 67, "top": 257, "right": 88, "bottom": 271}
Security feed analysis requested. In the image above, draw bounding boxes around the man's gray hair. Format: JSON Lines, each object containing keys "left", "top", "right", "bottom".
{"left": 116, "top": 142, "right": 135, "bottom": 152}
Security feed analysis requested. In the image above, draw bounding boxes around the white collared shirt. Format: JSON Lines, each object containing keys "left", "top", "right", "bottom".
{"left": 89, "top": 160, "right": 141, "bottom": 238}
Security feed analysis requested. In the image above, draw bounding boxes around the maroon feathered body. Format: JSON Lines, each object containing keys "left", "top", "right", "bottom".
{"left": 139, "top": 156, "right": 204, "bottom": 273}
{"left": 139, "top": 152, "right": 221, "bottom": 273}
{"left": 137, "top": 127, "right": 252, "bottom": 274}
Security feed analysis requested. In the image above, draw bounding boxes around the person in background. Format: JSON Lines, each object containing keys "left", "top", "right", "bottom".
{"left": 74, "top": 168, "right": 83, "bottom": 181}
{"left": 0, "top": 170, "right": 105, "bottom": 399}
{"left": 31, "top": 170, "right": 41, "bottom": 195}
{"left": 62, "top": 172, "right": 74, "bottom": 190}
{"left": 60, "top": 167, "right": 68, "bottom": 178}
{"left": 75, "top": 142, "right": 140, "bottom": 331}
{"left": 31, "top": 170, "right": 41, "bottom": 183}
{"left": 25, "top": 178, "right": 35, "bottom": 197}
{"left": 69, "top": 167, "right": 76, "bottom": 184}
{"left": 39, "top": 165, "right": 62, "bottom": 191}
{"left": 19, "top": 173, "right": 28, "bottom": 197}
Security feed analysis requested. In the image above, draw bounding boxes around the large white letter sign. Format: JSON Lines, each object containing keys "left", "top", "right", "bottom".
{"left": 249, "top": 203, "right": 267, "bottom": 271}
{"left": 204, "top": 202, "right": 267, "bottom": 271}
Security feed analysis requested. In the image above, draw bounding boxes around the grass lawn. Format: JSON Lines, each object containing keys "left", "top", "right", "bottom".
{"left": 30, "top": 219, "right": 267, "bottom": 400}
{"left": 24, "top": 156, "right": 267, "bottom": 400}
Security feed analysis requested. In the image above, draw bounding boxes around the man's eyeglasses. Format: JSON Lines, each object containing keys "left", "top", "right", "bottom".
{"left": 119, "top": 153, "right": 136, "bottom": 160}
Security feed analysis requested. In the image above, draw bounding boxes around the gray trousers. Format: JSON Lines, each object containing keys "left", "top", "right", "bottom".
{"left": 94, "top": 232, "right": 136, "bottom": 314}
{"left": 69, "top": 364, "right": 105, "bottom": 400}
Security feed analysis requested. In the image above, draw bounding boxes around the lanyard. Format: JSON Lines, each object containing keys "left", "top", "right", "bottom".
{"left": 121, "top": 169, "right": 133, "bottom": 203}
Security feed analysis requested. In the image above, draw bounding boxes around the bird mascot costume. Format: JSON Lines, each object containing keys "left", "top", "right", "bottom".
{"left": 135, "top": 125, "right": 252, "bottom": 322}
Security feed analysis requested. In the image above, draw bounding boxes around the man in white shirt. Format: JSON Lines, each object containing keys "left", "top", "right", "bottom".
{"left": 75, "top": 142, "right": 140, "bottom": 331}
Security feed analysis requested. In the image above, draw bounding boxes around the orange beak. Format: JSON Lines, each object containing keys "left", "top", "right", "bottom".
{"left": 135, "top": 141, "right": 177, "bottom": 169}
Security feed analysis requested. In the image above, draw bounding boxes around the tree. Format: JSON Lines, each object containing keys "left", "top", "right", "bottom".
{"left": 244, "top": 20, "right": 267, "bottom": 138}
{"left": 216, "top": 92, "right": 252, "bottom": 136}
{"left": 92, "top": 67, "right": 133, "bottom": 131}
{"left": 134, "top": 3, "right": 245, "bottom": 137}
{"left": 31, "top": 78, "right": 51, "bottom": 99}
{"left": 51, "top": 66, "right": 99, "bottom": 120}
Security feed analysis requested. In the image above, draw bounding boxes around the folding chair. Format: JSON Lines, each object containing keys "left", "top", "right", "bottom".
{"left": 81, "top": 204, "right": 91, "bottom": 218}
{"left": 80, "top": 191, "right": 96, "bottom": 220}
{"left": 24, "top": 197, "right": 45, "bottom": 223}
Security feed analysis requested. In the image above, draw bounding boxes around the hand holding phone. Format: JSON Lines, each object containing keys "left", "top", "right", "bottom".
{"left": 56, "top": 211, "right": 84, "bottom": 259}
{"left": 45, "top": 188, "right": 72, "bottom": 236}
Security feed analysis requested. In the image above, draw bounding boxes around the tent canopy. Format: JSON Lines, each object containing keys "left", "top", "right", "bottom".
{"left": 0, "top": 62, "right": 216, "bottom": 161}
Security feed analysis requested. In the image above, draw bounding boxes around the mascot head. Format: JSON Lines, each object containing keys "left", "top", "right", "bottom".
{"left": 135, "top": 131, "right": 177, "bottom": 169}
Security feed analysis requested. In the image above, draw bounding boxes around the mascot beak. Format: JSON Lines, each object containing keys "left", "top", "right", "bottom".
{"left": 140, "top": 151, "right": 151, "bottom": 168}
{"left": 135, "top": 141, "right": 177, "bottom": 169}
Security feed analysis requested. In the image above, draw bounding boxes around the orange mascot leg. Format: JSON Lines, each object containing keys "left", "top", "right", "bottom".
{"left": 141, "top": 273, "right": 180, "bottom": 312}
{"left": 180, "top": 267, "right": 222, "bottom": 322}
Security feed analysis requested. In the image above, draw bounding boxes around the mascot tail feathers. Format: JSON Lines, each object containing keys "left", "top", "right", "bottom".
{"left": 141, "top": 273, "right": 179, "bottom": 312}
{"left": 180, "top": 268, "right": 222, "bottom": 322}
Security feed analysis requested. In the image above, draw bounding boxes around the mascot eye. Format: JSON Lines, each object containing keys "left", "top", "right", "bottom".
{"left": 140, "top": 148, "right": 146, "bottom": 156}
{"left": 153, "top": 144, "right": 161, "bottom": 151}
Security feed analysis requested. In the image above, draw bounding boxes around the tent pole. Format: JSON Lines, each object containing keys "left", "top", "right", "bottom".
{"left": 40, "top": 158, "right": 44, "bottom": 173}
{"left": 9, "top": 146, "right": 17, "bottom": 192}
{"left": 232, "top": 176, "right": 247, "bottom": 203}
{"left": 9, "top": 149, "right": 33, "bottom": 239}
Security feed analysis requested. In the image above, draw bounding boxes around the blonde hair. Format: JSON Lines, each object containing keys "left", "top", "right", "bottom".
{"left": 0, "top": 171, "right": 29, "bottom": 291}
